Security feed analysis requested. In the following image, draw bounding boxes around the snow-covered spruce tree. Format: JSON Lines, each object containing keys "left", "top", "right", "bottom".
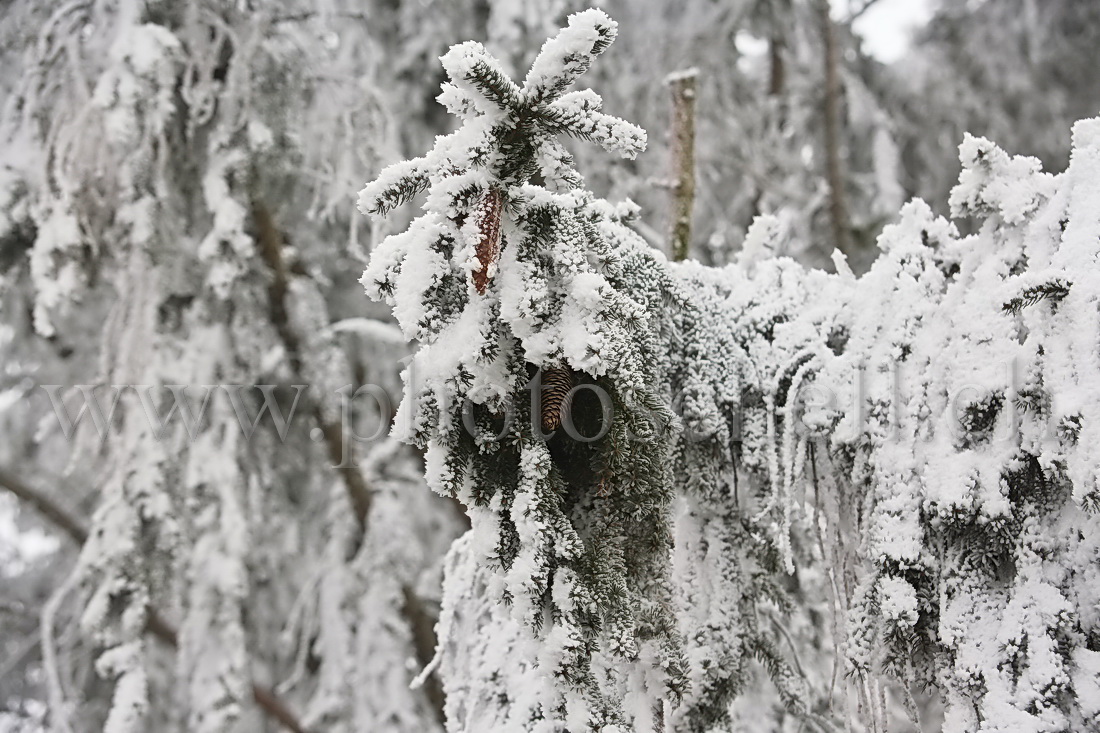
{"left": 358, "top": 9, "right": 691, "bottom": 728}
{"left": 681, "top": 126, "right": 1100, "bottom": 732}
{"left": 356, "top": 9, "right": 813, "bottom": 730}
{"left": 362, "top": 11, "right": 1100, "bottom": 733}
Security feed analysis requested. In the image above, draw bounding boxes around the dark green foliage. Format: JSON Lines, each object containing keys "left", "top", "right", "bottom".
{"left": 359, "top": 10, "right": 693, "bottom": 722}
{"left": 1003, "top": 278, "right": 1071, "bottom": 314}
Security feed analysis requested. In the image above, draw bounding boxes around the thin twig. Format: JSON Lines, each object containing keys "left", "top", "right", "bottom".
{"left": 845, "top": 0, "right": 884, "bottom": 23}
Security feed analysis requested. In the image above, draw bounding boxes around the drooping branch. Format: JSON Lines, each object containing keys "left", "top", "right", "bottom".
{"left": 0, "top": 468, "right": 88, "bottom": 544}
{"left": 251, "top": 199, "right": 447, "bottom": 725}
{"left": 251, "top": 199, "right": 373, "bottom": 527}
{"left": 0, "top": 467, "right": 314, "bottom": 733}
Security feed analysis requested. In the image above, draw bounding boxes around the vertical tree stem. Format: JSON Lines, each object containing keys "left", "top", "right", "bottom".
{"left": 667, "top": 69, "right": 698, "bottom": 262}
{"left": 769, "top": 35, "right": 785, "bottom": 98}
{"left": 819, "top": 0, "right": 853, "bottom": 254}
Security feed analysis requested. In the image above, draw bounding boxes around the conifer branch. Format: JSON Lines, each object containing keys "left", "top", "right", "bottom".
{"left": 357, "top": 157, "right": 431, "bottom": 217}
{"left": 521, "top": 9, "right": 618, "bottom": 108}
{"left": 440, "top": 42, "right": 522, "bottom": 112}
{"left": 357, "top": 12, "right": 697, "bottom": 714}
{"left": 1002, "top": 278, "right": 1071, "bottom": 314}
{"left": 537, "top": 90, "right": 646, "bottom": 159}
{"left": 0, "top": 466, "right": 313, "bottom": 733}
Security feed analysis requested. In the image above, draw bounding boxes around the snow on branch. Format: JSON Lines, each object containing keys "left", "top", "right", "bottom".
{"left": 358, "top": 9, "right": 1100, "bottom": 730}
{"left": 0, "top": 466, "right": 314, "bottom": 733}
{"left": 357, "top": 156, "right": 432, "bottom": 218}
{"left": 439, "top": 41, "right": 522, "bottom": 115}
{"left": 521, "top": 8, "right": 618, "bottom": 108}
{"left": 541, "top": 89, "right": 647, "bottom": 159}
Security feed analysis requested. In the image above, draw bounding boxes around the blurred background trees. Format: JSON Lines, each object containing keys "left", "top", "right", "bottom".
{"left": 0, "top": 0, "right": 1095, "bottom": 731}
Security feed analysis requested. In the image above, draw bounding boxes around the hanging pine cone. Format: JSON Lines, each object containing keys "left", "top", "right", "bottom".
{"left": 472, "top": 188, "right": 504, "bottom": 294}
{"left": 541, "top": 366, "right": 575, "bottom": 432}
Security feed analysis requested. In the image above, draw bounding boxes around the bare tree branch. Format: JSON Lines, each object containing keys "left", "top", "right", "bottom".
{"left": 251, "top": 199, "right": 447, "bottom": 726}
{"left": 0, "top": 468, "right": 87, "bottom": 545}
{"left": 667, "top": 69, "right": 698, "bottom": 262}
{"left": 251, "top": 199, "right": 373, "bottom": 527}
{"left": 845, "top": 0, "right": 884, "bottom": 24}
